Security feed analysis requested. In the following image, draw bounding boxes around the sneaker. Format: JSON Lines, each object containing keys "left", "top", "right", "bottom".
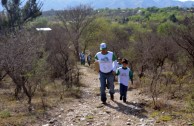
{"left": 120, "top": 96, "right": 122, "bottom": 100}
{"left": 123, "top": 98, "right": 127, "bottom": 103}
{"left": 102, "top": 101, "right": 106, "bottom": 104}
{"left": 110, "top": 94, "right": 114, "bottom": 101}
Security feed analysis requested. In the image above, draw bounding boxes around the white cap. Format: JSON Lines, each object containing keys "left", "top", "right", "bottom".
{"left": 100, "top": 43, "right": 107, "bottom": 50}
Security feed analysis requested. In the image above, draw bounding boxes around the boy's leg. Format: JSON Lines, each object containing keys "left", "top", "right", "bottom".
{"left": 120, "top": 84, "right": 124, "bottom": 100}
{"left": 107, "top": 73, "right": 115, "bottom": 100}
{"left": 123, "top": 85, "right": 128, "bottom": 103}
{"left": 99, "top": 72, "right": 107, "bottom": 103}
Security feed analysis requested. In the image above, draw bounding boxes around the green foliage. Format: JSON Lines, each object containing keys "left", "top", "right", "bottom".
{"left": 187, "top": 87, "right": 194, "bottom": 113}
{"left": 157, "top": 21, "right": 175, "bottom": 35}
{"left": 25, "top": 52, "right": 48, "bottom": 82}
{"left": 28, "top": 17, "right": 48, "bottom": 28}
{"left": 1, "top": 0, "right": 42, "bottom": 31}
{"left": 169, "top": 14, "right": 178, "bottom": 23}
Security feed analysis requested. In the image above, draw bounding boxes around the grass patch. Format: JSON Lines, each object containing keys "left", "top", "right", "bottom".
{"left": 150, "top": 111, "right": 160, "bottom": 118}
{"left": 86, "top": 115, "right": 94, "bottom": 119}
{"left": 0, "top": 110, "right": 11, "bottom": 118}
{"left": 159, "top": 115, "right": 172, "bottom": 122}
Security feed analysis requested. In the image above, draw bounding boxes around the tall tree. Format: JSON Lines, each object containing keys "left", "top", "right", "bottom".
{"left": 1, "top": 0, "right": 42, "bottom": 32}
{"left": 58, "top": 4, "right": 95, "bottom": 59}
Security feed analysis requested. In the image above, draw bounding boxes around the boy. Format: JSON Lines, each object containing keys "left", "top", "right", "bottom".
{"left": 116, "top": 58, "right": 133, "bottom": 103}
{"left": 79, "top": 52, "right": 85, "bottom": 65}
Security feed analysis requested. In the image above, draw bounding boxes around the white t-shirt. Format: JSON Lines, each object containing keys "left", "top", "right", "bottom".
{"left": 95, "top": 51, "right": 116, "bottom": 73}
{"left": 116, "top": 67, "right": 131, "bottom": 86}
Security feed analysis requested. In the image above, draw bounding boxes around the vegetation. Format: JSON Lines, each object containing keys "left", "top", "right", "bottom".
{"left": 1, "top": 2, "right": 194, "bottom": 125}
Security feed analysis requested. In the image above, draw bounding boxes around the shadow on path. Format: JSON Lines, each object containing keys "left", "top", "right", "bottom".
{"left": 105, "top": 100, "right": 148, "bottom": 119}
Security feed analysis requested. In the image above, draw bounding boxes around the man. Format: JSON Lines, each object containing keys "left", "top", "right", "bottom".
{"left": 116, "top": 57, "right": 123, "bottom": 69}
{"left": 79, "top": 52, "right": 85, "bottom": 65}
{"left": 87, "top": 54, "right": 92, "bottom": 66}
{"left": 95, "top": 42, "right": 117, "bottom": 104}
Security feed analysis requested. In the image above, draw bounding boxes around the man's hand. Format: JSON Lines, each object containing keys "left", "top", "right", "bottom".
{"left": 94, "top": 61, "right": 99, "bottom": 72}
{"left": 112, "top": 71, "right": 116, "bottom": 76}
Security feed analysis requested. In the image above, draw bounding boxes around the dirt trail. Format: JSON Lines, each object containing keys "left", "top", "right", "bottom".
{"left": 43, "top": 65, "right": 156, "bottom": 126}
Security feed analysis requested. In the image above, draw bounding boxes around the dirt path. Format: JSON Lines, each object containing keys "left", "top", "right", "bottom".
{"left": 42, "top": 66, "right": 156, "bottom": 126}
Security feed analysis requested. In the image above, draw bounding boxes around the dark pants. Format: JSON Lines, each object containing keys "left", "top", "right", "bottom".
{"left": 99, "top": 71, "right": 115, "bottom": 102}
{"left": 87, "top": 60, "right": 91, "bottom": 66}
{"left": 120, "top": 83, "right": 128, "bottom": 101}
{"left": 81, "top": 59, "right": 85, "bottom": 65}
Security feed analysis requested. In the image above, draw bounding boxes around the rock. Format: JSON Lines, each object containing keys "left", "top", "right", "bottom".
{"left": 49, "top": 118, "right": 57, "bottom": 124}
{"left": 82, "top": 113, "right": 88, "bottom": 117}
{"left": 140, "top": 124, "right": 146, "bottom": 126}
{"left": 42, "top": 124, "right": 49, "bottom": 126}
{"left": 67, "top": 109, "right": 74, "bottom": 112}
{"left": 156, "top": 120, "right": 160, "bottom": 123}
{"left": 67, "top": 112, "right": 74, "bottom": 116}
{"left": 105, "top": 110, "right": 111, "bottom": 114}
{"left": 97, "top": 104, "right": 104, "bottom": 108}
{"left": 60, "top": 108, "right": 64, "bottom": 112}
{"left": 98, "top": 111, "right": 106, "bottom": 115}
{"left": 58, "top": 115, "right": 62, "bottom": 118}
{"left": 140, "top": 118, "right": 144, "bottom": 122}
{"left": 80, "top": 117, "right": 86, "bottom": 121}
{"left": 86, "top": 122, "right": 91, "bottom": 125}
{"left": 124, "top": 110, "right": 128, "bottom": 114}
{"left": 126, "top": 122, "right": 131, "bottom": 125}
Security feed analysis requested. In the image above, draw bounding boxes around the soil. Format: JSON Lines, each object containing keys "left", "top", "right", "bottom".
{"left": 40, "top": 65, "right": 193, "bottom": 126}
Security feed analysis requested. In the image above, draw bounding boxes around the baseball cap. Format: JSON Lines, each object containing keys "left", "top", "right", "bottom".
{"left": 100, "top": 43, "right": 107, "bottom": 50}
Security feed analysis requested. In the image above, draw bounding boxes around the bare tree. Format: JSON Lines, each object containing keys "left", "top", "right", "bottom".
{"left": 108, "top": 27, "right": 130, "bottom": 57}
{"left": 46, "top": 25, "right": 80, "bottom": 89}
{"left": 0, "top": 29, "right": 45, "bottom": 106}
{"left": 168, "top": 16, "right": 194, "bottom": 66}
{"left": 57, "top": 4, "right": 95, "bottom": 59}
{"left": 135, "top": 32, "right": 175, "bottom": 109}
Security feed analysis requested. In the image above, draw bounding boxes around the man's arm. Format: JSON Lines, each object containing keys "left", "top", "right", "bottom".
{"left": 112, "top": 53, "right": 117, "bottom": 72}
{"left": 94, "top": 54, "right": 99, "bottom": 72}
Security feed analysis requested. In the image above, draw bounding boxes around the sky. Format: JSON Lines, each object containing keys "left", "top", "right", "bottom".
{"left": 178, "top": 0, "right": 194, "bottom": 1}
{"left": 0, "top": 0, "right": 194, "bottom": 11}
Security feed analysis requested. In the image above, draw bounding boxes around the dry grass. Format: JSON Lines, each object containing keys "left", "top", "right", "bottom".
{"left": 0, "top": 77, "right": 82, "bottom": 126}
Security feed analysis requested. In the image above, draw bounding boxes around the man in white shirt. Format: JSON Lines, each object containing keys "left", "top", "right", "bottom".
{"left": 95, "top": 43, "right": 117, "bottom": 104}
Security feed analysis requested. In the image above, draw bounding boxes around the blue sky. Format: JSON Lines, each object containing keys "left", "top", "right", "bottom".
{"left": 0, "top": 0, "right": 194, "bottom": 11}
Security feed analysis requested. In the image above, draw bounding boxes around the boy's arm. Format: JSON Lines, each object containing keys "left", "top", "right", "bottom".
{"left": 116, "top": 69, "right": 120, "bottom": 76}
{"left": 129, "top": 70, "right": 133, "bottom": 85}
